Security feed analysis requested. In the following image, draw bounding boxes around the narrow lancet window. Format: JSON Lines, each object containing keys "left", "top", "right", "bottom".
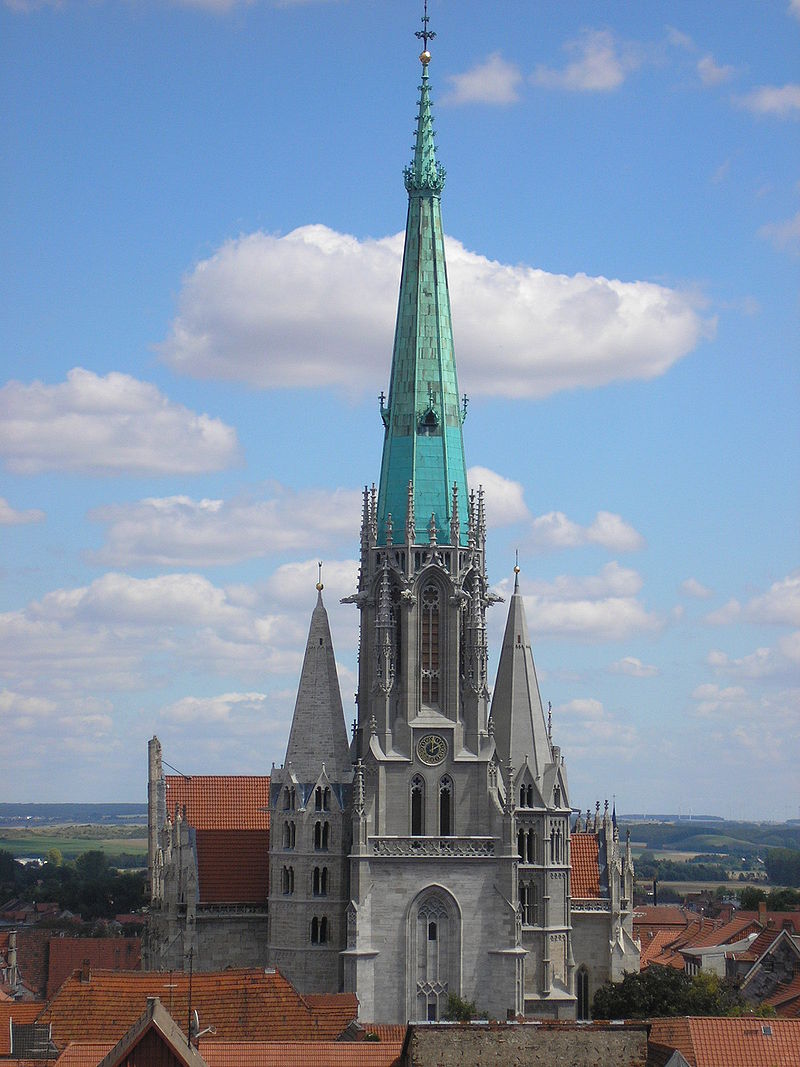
{"left": 420, "top": 583, "right": 440, "bottom": 704}
{"left": 411, "top": 775, "right": 424, "bottom": 836}
{"left": 439, "top": 775, "right": 453, "bottom": 836}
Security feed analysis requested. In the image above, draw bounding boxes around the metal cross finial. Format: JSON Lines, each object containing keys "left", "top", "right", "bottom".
{"left": 415, "top": 0, "right": 436, "bottom": 51}
{"left": 316, "top": 561, "right": 323, "bottom": 592}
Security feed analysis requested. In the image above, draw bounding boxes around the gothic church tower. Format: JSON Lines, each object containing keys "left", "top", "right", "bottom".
{"left": 341, "top": 27, "right": 575, "bottom": 1024}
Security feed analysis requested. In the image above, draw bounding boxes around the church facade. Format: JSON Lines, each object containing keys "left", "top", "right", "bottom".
{"left": 146, "top": 28, "right": 639, "bottom": 1025}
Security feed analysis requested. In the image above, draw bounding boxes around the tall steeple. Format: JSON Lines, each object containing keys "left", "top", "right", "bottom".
{"left": 490, "top": 565, "right": 553, "bottom": 778}
{"left": 283, "top": 581, "right": 350, "bottom": 783}
{"left": 376, "top": 42, "right": 468, "bottom": 546}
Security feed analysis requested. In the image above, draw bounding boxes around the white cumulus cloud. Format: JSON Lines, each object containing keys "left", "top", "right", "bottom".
{"left": 0, "top": 497, "right": 44, "bottom": 526}
{"left": 442, "top": 52, "right": 523, "bottom": 105}
{"left": 697, "top": 54, "right": 736, "bottom": 86}
{"left": 467, "top": 467, "right": 529, "bottom": 526}
{"left": 159, "top": 225, "right": 710, "bottom": 401}
{"left": 506, "top": 562, "right": 658, "bottom": 642}
{"left": 609, "top": 656, "right": 659, "bottom": 678}
{"left": 705, "top": 572, "right": 800, "bottom": 628}
{"left": 737, "top": 84, "right": 800, "bottom": 118}
{"left": 681, "top": 577, "right": 713, "bottom": 599}
{"left": 90, "top": 485, "right": 361, "bottom": 567}
{"left": 0, "top": 368, "right": 239, "bottom": 475}
{"left": 532, "top": 29, "right": 639, "bottom": 92}
{"left": 528, "top": 510, "right": 644, "bottom": 553}
{"left": 759, "top": 211, "right": 800, "bottom": 255}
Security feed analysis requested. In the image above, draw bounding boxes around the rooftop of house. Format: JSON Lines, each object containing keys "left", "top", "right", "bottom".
{"left": 164, "top": 775, "right": 271, "bottom": 831}
{"left": 570, "top": 833, "right": 602, "bottom": 899}
{"left": 37, "top": 967, "right": 357, "bottom": 1049}
{"left": 46, "top": 937, "right": 141, "bottom": 999}
{"left": 649, "top": 1016, "right": 800, "bottom": 1067}
{"left": 194, "top": 829, "right": 269, "bottom": 905}
{"left": 199, "top": 1042, "right": 404, "bottom": 1066}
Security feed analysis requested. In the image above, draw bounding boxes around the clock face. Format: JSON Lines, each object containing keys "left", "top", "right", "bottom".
{"left": 417, "top": 733, "right": 448, "bottom": 766}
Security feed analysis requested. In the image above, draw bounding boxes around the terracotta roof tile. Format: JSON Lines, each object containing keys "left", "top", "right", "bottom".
{"left": 200, "top": 1041, "right": 404, "bottom": 1066}
{"left": 359, "top": 1025, "right": 407, "bottom": 1043}
{"left": 165, "top": 776, "right": 271, "bottom": 831}
{"left": 195, "top": 830, "right": 270, "bottom": 904}
{"left": 650, "top": 1016, "right": 800, "bottom": 1067}
{"left": 0, "top": 1002, "right": 46, "bottom": 1056}
{"left": 683, "top": 915, "right": 760, "bottom": 950}
{"left": 303, "top": 993, "right": 359, "bottom": 1039}
{"left": 55, "top": 1044, "right": 114, "bottom": 1066}
{"left": 46, "top": 938, "right": 141, "bottom": 999}
{"left": 38, "top": 968, "right": 325, "bottom": 1050}
{"left": 632, "top": 906, "right": 691, "bottom": 931}
{"left": 570, "top": 833, "right": 601, "bottom": 899}
{"left": 767, "top": 974, "right": 800, "bottom": 1018}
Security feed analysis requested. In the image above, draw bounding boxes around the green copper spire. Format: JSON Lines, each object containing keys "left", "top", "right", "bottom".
{"left": 377, "top": 41, "right": 468, "bottom": 547}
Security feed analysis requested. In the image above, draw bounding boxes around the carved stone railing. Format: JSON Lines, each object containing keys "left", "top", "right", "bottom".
{"left": 371, "top": 836, "right": 495, "bottom": 857}
{"left": 571, "top": 898, "right": 611, "bottom": 912}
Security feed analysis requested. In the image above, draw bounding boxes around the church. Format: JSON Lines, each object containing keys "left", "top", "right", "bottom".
{"left": 145, "top": 19, "right": 639, "bottom": 1025}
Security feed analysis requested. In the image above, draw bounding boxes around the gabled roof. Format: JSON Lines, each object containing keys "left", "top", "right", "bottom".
{"left": 570, "top": 833, "right": 601, "bottom": 899}
{"left": 766, "top": 973, "right": 800, "bottom": 1018}
{"left": 680, "top": 915, "right": 759, "bottom": 950}
{"left": 199, "top": 1041, "right": 403, "bottom": 1067}
{"left": 649, "top": 1016, "right": 800, "bottom": 1067}
{"left": 164, "top": 776, "right": 270, "bottom": 830}
{"left": 96, "top": 996, "right": 206, "bottom": 1067}
{"left": 38, "top": 968, "right": 344, "bottom": 1049}
{"left": 195, "top": 829, "right": 269, "bottom": 905}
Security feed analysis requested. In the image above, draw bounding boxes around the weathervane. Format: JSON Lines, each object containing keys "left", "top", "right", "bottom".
{"left": 415, "top": 0, "right": 436, "bottom": 52}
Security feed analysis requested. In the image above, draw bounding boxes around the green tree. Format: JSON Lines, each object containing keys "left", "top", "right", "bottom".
{"left": 444, "top": 994, "right": 479, "bottom": 1021}
{"left": 764, "top": 848, "right": 800, "bottom": 887}
{"left": 592, "top": 966, "right": 743, "bottom": 1020}
{"left": 46, "top": 847, "right": 63, "bottom": 867}
{"left": 739, "top": 886, "right": 767, "bottom": 909}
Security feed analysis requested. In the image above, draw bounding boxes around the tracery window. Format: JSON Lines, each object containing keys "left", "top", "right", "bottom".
{"left": 576, "top": 967, "right": 590, "bottom": 1020}
{"left": 420, "top": 583, "right": 440, "bottom": 705}
{"left": 520, "top": 881, "right": 538, "bottom": 925}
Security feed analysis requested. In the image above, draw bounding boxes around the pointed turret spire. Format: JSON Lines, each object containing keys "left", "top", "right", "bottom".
{"left": 376, "top": 30, "right": 468, "bottom": 546}
{"left": 283, "top": 583, "right": 350, "bottom": 782}
{"left": 489, "top": 562, "right": 553, "bottom": 777}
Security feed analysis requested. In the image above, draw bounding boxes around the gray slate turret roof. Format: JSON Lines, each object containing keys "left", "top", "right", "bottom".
{"left": 283, "top": 589, "right": 351, "bottom": 784}
{"left": 490, "top": 571, "right": 552, "bottom": 778}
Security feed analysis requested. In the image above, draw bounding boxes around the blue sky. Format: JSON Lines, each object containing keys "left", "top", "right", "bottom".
{"left": 1, "top": 0, "right": 798, "bottom": 817}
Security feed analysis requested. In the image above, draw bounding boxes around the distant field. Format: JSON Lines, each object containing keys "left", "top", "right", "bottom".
{"left": 639, "top": 879, "right": 769, "bottom": 894}
{"left": 0, "top": 824, "right": 147, "bottom": 861}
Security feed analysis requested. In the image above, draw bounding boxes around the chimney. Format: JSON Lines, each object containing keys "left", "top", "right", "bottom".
{"left": 80, "top": 959, "right": 91, "bottom": 983}
{"left": 758, "top": 900, "right": 767, "bottom": 926}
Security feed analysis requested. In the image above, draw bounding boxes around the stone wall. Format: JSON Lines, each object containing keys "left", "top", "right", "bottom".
{"left": 404, "top": 1021, "right": 649, "bottom": 1067}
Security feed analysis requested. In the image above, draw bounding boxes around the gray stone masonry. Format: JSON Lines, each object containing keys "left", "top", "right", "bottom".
{"left": 404, "top": 1021, "right": 649, "bottom": 1067}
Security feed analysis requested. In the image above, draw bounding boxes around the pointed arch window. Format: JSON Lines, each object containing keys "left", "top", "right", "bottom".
{"left": 420, "top": 583, "right": 440, "bottom": 705}
{"left": 411, "top": 775, "right": 424, "bottom": 837}
{"left": 281, "top": 866, "right": 294, "bottom": 895}
{"left": 311, "top": 916, "right": 328, "bottom": 944}
{"left": 439, "top": 775, "right": 453, "bottom": 837}
{"left": 313, "top": 866, "right": 329, "bottom": 897}
{"left": 282, "top": 821, "right": 296, "bottom": 850}
{"left": 314, "top": 821, "right": 330, "bottom": 851}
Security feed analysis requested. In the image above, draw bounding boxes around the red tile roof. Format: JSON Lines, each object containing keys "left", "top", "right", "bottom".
{"left": 303, "top": 993, "right": 360, "bottom": 1039}
{"left": 200, "top": 1041, "right": 404, "bottom": 1066}
{"left": 682, "top": 915, "right": 759, "bottom": 950}
{"left": 195, "top": 830, "right": 269, "bottom": 904}
{"left": 633, "top": 906, "right": 691, "bottom": 931}
{"left": 55, "top": 1044, "right": 114, "bottom": 1066}
{"left": 38, "top": 968, "right": 340, "bottom": 1050}
{"left": 46, "top": 938, "right": 141, "bottom": 999}
{"left": 649, "top": 1016, "right": 800, "bottom": 1067}
{"left": 359, "top": 1025, "right": 407, "bottom": 1043}
{"left": 570, "top": 833, "right": 601, "bottom": 899}
{"left": 0, "top": 1002, "right": 46, "bottom": 1055}
{"left": 766, "top": 974, "right": 800, "bottom": 1019}
{"left": 165, "top": 775, "right": 271, "bottom": 831}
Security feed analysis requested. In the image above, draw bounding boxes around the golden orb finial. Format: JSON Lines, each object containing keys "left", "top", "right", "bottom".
{"left": 513, "top": 565, "right": 521, "bottom": 575}
{"left": 419, "top": 50, "right": 431, "bottom": 65}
